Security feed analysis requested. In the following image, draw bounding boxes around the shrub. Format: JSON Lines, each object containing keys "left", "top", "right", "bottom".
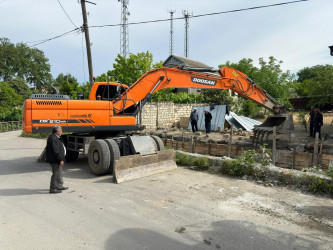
{"left": 297, "top": 111, "right": 308, "bottom": 132}
{"left": 175, "top": 152, "right": 209, "bottom": 170}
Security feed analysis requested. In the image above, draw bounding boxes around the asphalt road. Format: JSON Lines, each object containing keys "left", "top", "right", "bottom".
{"left": 0, "top": 131, "right": 332, "bottom": 250}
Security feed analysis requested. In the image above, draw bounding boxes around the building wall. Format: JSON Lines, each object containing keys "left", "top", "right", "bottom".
{"left": 138, "top": 102, "right": 205, "bottom": 130}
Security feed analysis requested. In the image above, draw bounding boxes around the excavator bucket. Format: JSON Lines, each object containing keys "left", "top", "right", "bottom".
{"left": 113, "top": 136, "right": 177, "bottom": 183}
{"left": 254, "top": 113, "right": 294, "bottom": 134}
{"left": 252, "top": 114, "right": 294, "bottom": 144}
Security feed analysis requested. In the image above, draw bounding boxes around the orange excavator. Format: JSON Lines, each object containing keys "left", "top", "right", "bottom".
{"left": 22, "top": 56, "right": 293, "bottom": 183}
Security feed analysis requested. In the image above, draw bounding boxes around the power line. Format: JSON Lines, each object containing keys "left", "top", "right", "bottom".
{"left": 90, "top": 0, "right": 308, "bottom": 28}
{"left": 57, "top": 0, "right": 78, "bottom": 28}
{"left": 28, "top": 28, "right": 80, "bottom": 47}
{"left": 26, "top": 0, "right": 308, "bottom": 47}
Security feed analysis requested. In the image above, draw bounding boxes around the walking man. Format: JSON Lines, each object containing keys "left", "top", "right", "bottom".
{"left": 190, "top": 108, "right": 199, "bottom": 133}
{"left": 204, "top": 109, "right": 212, "bottom": 134}
{"left": 313, "top": 108, "right": 323, "bottom": 138}
{"left": 309, "top": 106, "right": 315, "bottom": 137}
{"left": 46, "top": 125, "right": 68, "bottom": 194}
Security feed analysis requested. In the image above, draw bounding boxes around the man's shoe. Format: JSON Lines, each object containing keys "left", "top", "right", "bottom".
{"left": 49, "top": 189, "right": 62, "bottom": 194}
{"left": 57, "top": 187, "right": 69, "bottom": 190}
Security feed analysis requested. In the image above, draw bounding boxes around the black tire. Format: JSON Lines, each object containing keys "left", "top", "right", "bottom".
{"left": 150, "top": 135, "right": 165, "bottom": 151}
{"left": 88, "top": 139, "right": 110, "bottom": 175}
{"left": 104, "top": 139, "right": 121, "bottom": 174}
{"left": 65, "top": 150, "right": 79, "bottom": 162}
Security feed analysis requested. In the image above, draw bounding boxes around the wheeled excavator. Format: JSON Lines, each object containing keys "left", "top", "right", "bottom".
{"left": 22, "top": 56, "right": 293, "bottom": 183}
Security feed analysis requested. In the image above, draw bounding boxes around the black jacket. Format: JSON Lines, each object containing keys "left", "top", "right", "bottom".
{"left": 46, "top": 133, "right": 65, "bottom": 164}
{"left": 204, "top": 112, "right": 212, "bottom": 122}
{"left": 313, "top": 112, "right": 323, "bottom": 126}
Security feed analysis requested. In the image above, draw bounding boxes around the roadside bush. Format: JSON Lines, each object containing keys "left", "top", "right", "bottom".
{"left": 327, "top": 167, "right": 333, "bottom": 179}
{"left": 297, "top": 175, "right": 333, "bottom": 195}
{"left": 175, "top": 152, "right": 209, "bottom": 170}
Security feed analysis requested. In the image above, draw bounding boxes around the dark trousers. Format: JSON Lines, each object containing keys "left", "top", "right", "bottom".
{"left": 50, "top": 163, "right": 63, "bottom": 190}
{"left": 205, "top": 121, "right": 211, "bottom": 134}
{"left": 309, "top": 122, "right": 314, "bottom": 136}
{"left": 191, "top": 120, "right": 198, "bottom": 133}
{"left": 313, "top": 125, "right": 321, "bottom": 138}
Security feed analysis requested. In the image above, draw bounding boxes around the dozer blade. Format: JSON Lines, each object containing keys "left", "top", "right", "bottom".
{"left": 113, "top": 149, "right": 177, "bottom": 183}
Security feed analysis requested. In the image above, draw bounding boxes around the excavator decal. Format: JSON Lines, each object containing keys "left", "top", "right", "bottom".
{"left": 190, "top": 76, "right": 217, "bottom": 86}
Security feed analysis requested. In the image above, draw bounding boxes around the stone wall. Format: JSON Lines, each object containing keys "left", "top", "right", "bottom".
{"left": 138, "top": 102, "right": 205, "bottom": 130}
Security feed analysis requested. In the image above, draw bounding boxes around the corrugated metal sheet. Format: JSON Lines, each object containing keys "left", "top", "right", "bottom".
{"left": 188, "top": 105, "right": 226, "bottom": 132}
{"left": 225, "top": 112, "right": 262, "bottom": 131}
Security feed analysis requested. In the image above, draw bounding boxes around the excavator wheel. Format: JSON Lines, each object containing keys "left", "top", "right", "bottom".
{"left": 150, "top": 135, "right": 165, "bottom": 151}
{"left": 104, "top": 139, "right": 121, "bottom": 174}
{"left": 88, "top": 139, "right": 110, "bottom": 175}
{"left": 61, "top": 135, "right": 79, "bottom": 162}
{"left": 65, "top": 150, "right": 79, "bottom": 162}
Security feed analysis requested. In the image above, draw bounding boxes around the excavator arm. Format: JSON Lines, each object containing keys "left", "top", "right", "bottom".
{"left": 112, "top": 67, "right": 280, "bottom": 114}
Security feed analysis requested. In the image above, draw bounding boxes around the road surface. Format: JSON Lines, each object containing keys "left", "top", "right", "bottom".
{"left": 0, "top": 131, "right": 332, "bottom": 250}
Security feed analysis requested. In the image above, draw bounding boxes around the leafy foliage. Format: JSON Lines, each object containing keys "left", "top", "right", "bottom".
{"left": 295, "top": 65, "right": 333, "bottom": 107}
{"left": 106, "top": 51, "right": 163, "bottom": 85}
{"left": 175, "top": 152, "right": 209, "bottom": 171}
{"left": 200, "top": 89, "right": 234, "bottom": 105}
{"left": 0, "top": 81, "right": 24, "bottom": 121}
{"left": 219, "top": 57, "right": 296, "bottom": 115}
{"left": 7, "top": 78, "right": 31, "bottom": 99}
{"left": 0, "top": 38, "right": 52, "bottom": 90}
{"left": 151, "top": 88, "right": 203, "bottom": 103}
{"left": 54, "top": 73, "right": 90, "bottom": 99}
{"left": 297, "top": 111, "right": 308, "bottom": 132}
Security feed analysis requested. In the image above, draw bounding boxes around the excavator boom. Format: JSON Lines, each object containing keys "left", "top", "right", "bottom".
{"left": 112, "top": 67, "right": 279, "bottom": 114}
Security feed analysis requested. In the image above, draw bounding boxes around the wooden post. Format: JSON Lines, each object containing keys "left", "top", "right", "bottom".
{"left": 208, "top": 140, "right": 211, "bottom": 155}
{"left": 170, "top": 136, "right": 173, "bottom": 149}
{"left": 313, "top": 132, "right": 319, "bottom": 166}
{"left": 291, "top": 146, "right": 296, "bottom": 169}
{"left": 228, "top": 125, "right": 233, "bottom": 157}
{"left": 272, "top": 126, "right": 277, "bottom": 165}
{"left": 319, "top": 140, "right": 323, "bottom": 166}
{"left": 189, "top": 136, "right": 193, "bottom": 153}
{"left": 182, "top": 131, "right": 184, "bottom": 149}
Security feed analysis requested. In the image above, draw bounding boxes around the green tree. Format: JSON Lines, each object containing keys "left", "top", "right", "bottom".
{"left": 7, "top": 78, "right": 31, "bottom": 99}
{"left": 219, "top": 57, "right": 295, "bottom": 116}
{"left": 220, "top": 57, "right": 295, "bottom": 103}
{"left": 295, "top": 65, "right": 333, "bottom": 107}
{"left": 54, "top": 74, "right": 91, "bottom": 100}
{"left": 107, "top": 51, "right": 163, "bottom": 85}
{"left": 200, "top": 89, "right": 234, "bottom": 105}
{"left": 0, "top": 82, "right": 24, "bottom": 121}
{"left": 54, "top": 73, "right": 80, "bottom": 98}
{"left": 0, "top": 38, "right": 52, "bottom": 90}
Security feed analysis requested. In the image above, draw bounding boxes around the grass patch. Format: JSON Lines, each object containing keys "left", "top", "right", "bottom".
{"left": 176, "top": 151, "right": 209, "bottom": 171}
{"left": 20, "top": 132, "right": 49, "bottom": 139}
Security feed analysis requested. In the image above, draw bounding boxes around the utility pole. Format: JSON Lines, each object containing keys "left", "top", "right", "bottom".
{"left": 168, "top": 10, "right": 175, "bottom": 55}
{"left": 119, "top": 0, "right": 130, "bottom": 58}
{"left": 183, "top": 10, "right": 192, "bottom": 58}
{"left": 80, "top": 0, "right": 94, "bottom": 86}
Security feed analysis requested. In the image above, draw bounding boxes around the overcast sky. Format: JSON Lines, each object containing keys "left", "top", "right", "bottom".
{"left": 1, "top": 0, "right": 332, "bottom": 84}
